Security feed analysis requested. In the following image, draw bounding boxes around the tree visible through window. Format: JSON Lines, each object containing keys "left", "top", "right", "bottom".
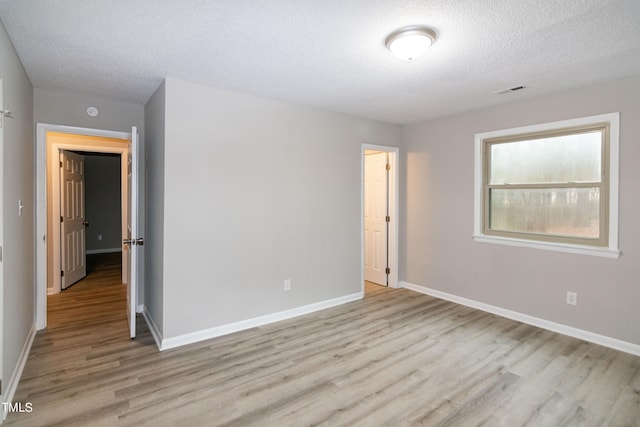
{"left": 474, "top": 113, "right": 620, "bottom": 257}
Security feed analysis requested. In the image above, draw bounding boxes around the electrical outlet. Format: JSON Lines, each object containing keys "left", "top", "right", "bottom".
{"left": 284, "top": 279, "right": 291, "bottom": 291}
{"left": 566, "top": 291, "right": 577, "bottom": 306}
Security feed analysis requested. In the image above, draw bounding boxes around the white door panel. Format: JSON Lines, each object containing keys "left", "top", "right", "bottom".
{"left": 364, "top": 152, "right": 388, "bottom": 285}
{"left": 125, "top": 127, "right": 140, "bottom": 338}
{"left": 60, "top": 150, "right": 86, "bottom": 289}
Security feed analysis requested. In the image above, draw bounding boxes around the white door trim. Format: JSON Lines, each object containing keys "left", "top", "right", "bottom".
{"left": 36, "top": 123, "right": 130, "bottom": 330}
{"left": 361, "top": 144, "right": 399, "bottom": 291}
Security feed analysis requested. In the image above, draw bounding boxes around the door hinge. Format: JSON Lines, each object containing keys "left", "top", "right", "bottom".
{"left": 0, "top": 379, "right": 2, "bottom": 394}
{"left": 385, "top": 215, "right": 390, "bottom": 222}
{"left": 60, "top": 216, "right": 63, "bottom": 223}
{"left": 60, "top": 161, "right": 63, "bottom": 168}
{"left": 386, "top": 163, "right": 391, "bottom": 171}
{"left": 61, "top": 270, "right": 64, "bottom": 277}
{"left": 0, "top": 246, "right": 3, "bottom": 262}
{"left": 385, "top": 267, "right": 390, "bottom": 275}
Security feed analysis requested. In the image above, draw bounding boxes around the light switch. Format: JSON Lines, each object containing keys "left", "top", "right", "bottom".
{"left": 18, "top": 199, "right": 24, "bottom": 216}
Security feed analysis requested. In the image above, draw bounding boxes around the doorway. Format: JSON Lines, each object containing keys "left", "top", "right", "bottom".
{"left": 36, "top": 124, "right": 131, "bottom": 330}
{"left": 362, "top": 144, "right": 398, "bottom": 292}
{"left": 48, "top": 136, "right": 128, "bottom": 295}
{"left": 60, "top": 150, "right": 123, "bottom": 290}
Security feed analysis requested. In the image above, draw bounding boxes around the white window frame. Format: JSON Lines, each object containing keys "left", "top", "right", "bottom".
{"left": 473, "top": 113, "right": 620, "bottom": 258}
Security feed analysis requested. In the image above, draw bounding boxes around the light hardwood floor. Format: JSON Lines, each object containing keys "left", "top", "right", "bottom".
{"left": 6, "top": 254, "right": 640, "bottom": 426}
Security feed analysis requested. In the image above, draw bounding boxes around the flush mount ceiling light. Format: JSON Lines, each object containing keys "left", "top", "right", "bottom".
{"left": 385, "top": 25, "right": 437, "bottom": 62}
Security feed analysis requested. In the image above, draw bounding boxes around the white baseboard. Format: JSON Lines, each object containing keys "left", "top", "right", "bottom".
{"left": 2, "top": 324, "right": 36, "bottom": 421}
{"left": 400, "top": 281, "right": 640, "bottom": 357}
{"left": 142, "top": 308, "right": 163, "bottom": 350}
{"left": 85, "top": 248, "right": 122, "bottom": 255}
{"left": 158, "top": 292, "right": 363, "bottom": 351}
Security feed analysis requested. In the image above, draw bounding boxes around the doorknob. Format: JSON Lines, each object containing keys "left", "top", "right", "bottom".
{"left": 123, "top": 238, "right": 133, "bottom": 245}
{"left": 82, "top": 220, "right": 90, "bottom": 226}
{"left": 134, "top": 238, "right": 144, "bottom": 246}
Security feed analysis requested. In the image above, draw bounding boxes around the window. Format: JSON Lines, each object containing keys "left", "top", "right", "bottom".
{"left": 474, "top": 113, "right": 619, "bottom": 258}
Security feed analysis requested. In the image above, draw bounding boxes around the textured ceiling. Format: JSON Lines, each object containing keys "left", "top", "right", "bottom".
{"left": 1, "top": 0, "right": 639, "bottom": 124}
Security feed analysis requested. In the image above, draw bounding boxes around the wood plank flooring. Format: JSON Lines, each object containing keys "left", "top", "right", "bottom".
{"left": 6, "top": 254, "right": 640, "bottom": 426}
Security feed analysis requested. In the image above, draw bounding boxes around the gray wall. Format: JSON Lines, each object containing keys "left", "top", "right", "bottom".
{"left": 84, "top": 154, "right": 121, "bottom": 252}
{"left": 34, "top": 88, "right": 144, "bottom": 140}
{"left": 158, "top": 78, "right": 401, "bottom": 339}
{"left": 144, "top": 81, "right": 166, "bottom": 333}
{"left": 0, "top": 21, "right": 34, "bottom": 398}
{"left": 401, "top": 75, "right": 640, "bottom": 345}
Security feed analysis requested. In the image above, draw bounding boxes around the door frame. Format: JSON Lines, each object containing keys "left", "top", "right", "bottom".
{"left": 36, "top": 123, "right": 130, "bottom": 329}
{"left": 50, "top": 143, "right": 127, "bottom": 294}
{"left": 361, "top": 144, "right": 399, "bottom": 290}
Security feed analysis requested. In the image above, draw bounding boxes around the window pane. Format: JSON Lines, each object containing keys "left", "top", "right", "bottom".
{"left": 490, "top": 131, "right": 602, "bottom": 184}
{"left": 489, "top": 188, "right": 600, "bottom": 238}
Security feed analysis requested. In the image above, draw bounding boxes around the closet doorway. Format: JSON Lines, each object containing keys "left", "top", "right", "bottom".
{"left": 362, "top": 144, "right": 398, "bottom": 290}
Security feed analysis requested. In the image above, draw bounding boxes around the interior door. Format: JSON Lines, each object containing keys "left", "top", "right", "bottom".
{"left": 60, "top": 150, "right": 87, "bottom": 289}
{"left": 364, "top": 151, "right": 389, "bottom": 286}
{"left": 124, "top": 127, "right": 141, "bottom": 338}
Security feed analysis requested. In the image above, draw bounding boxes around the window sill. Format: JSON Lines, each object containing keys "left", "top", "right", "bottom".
{"left": 472, "top": 235, "right": 620, "bottom": 258}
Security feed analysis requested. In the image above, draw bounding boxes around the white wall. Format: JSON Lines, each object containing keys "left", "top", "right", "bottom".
{"left": 143, "top": 81, "right": 166, "bottom": 334}
{"left": 0, "top": 21, "right": 34, "bottom": 401}
{"left": 159, "top": 78, "right": 401, "bottom": 339}
{"left": 401, "top": 75, "right": 640, "bottom": 346}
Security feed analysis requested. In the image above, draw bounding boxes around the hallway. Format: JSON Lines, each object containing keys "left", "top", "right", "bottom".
{"left": 6, "top": 253, "right": 155, "bottom": 426}
{"left": 48, "top": 253, "right": 130, "bottom": 327}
